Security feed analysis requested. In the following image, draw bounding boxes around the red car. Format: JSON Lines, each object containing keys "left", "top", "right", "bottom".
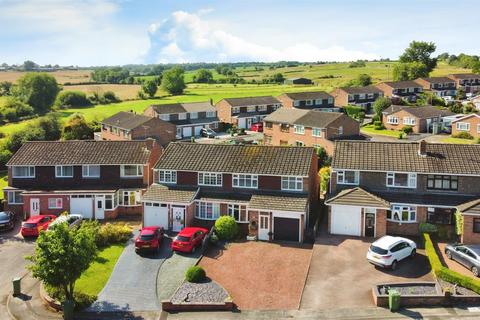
{"left": 171, "top": 227, "right": 209, "bottom": 253}
{"left": 21, "top": 215, "right": 57, "bottom": 237}
{"left": 135, "top": 226, "right": 164, "bottom": 253}
{"left": 251, "top": 122, "right": 263, "bottom": 132}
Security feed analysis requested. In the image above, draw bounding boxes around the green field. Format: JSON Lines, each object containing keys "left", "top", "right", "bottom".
{"left": 0, "top": 171, "right": 7, "bottom": 200}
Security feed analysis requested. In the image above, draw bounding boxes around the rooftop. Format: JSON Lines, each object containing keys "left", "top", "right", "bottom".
{"left": 280, "top": 91, "right": 333, "bottom": 100}
{"left": 148, "top": 101, "right": 215, "bottom": 115}
{"left": 378, "top": 80, "right": 422, "bottom": 89}
{"left": 417, "top": 77, "right": 455, "bottom": 84}
{"left": 335, "top": 86, "right": 383, "bottom": 94}
{"left": 102, "top": 111, "right": 158, "bottom": 130}
{"left": 221, "top": 96, "right": 281, "bottom": 107}
{"left": 264, "top": 108, "right": 344, "bottom": 128}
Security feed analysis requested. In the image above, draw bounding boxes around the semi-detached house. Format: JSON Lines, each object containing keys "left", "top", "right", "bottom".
{"left": 141, "top": 143, "right": 319, "bottom": 243}
{"left": 326, "top": 140, "right": 480, "bottom": 244}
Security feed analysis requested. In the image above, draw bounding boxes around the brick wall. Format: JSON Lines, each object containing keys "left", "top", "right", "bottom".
{"left": 462, "top": 215, "right": 480, "bottom": 244}
{"left": 215, "top": 99, "right": 233, "bottom": 124}
{"left": 382, "top": 109, "right": 423, "bottom": 133}
{"left": 376, "top": 209, "right": 387, "bottom": 237}
{"left": 386, "top": 206, "right": 427, "bottom": 236}
{"left": 452, "top": 115, "right": 480, "bottom": 139}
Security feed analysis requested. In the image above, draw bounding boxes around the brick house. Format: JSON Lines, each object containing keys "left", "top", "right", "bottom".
{"left": 141, "top": 143, "right": 319, "bottom": 242}
{"left": 375, "top": 81, "right": 423, "bottom": 103}
{"left": 263, "top": 108, "right": 360, "bottom": 155}
{"left": 3, "top": 140, "right": 161, "bottom": 220}
{"left": 415, "top": 77, "right": 457, "bottom": 98}
{"left": 325, "top": 140, "right": 480, "bottom": 243}
{"left": 215, "top": 96, "right": 282, "bottom": 130}
{"left": 100, "top": 111, "right": 176, "bottom": 146}
{"left": 451, "top": 113, "right": 480, "bottom": 138}
{"left": 277, "top": 91, "right": 338, "bottom": 111}
{"left": 144, "top": 101, "right": 219, "bottom": 139}
{"left": 447, "top": 74, "right": 480, "bottom": 94}
{"left": 382, "top": 105, "right": 453, "bottom": 133}
{"left": 331, "top": 86, "right": 384, "bottom": 109}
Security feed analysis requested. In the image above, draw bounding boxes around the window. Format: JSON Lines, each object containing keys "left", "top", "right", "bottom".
{"left": 407, "top": 87, "right": 414, "bottom": 93}
{"left": 386, "top": 172, "right": 416, "bottom": 188}
{"left": 477, "top": 124, "right": 480, "bottom": 133}
{"left": 456, "top": 122, "right": 470, "bottom": 131}
{"left": 312, "top": 127, "right": 322, "bottom": 137}
{"left": 105, "top": 194, "right": 116, "bottom": 210}
{"left": 295, "top": 141, "right": 305, "bottom": 146}
{"left": 198, "top": 172, "right": 222, "bottom": 186}
{"left": 315, "top": 99, "right": 322, "bottom": 105}
{"left": 122, "top": 190, "right": 140, "bottom": 206}
{"left": 359, "top": 94, "right": 366, "bottom": 100}
{"left": 427, "top": 207, "right": 454, "bottom": 225}
{"left": 337, "top": 170, "right": 359, "bottom": 185}
{"left": 232, "top": 107, "right": 240, "bottom": 114}
{"left": 474, "top": 219, "right": 480, "bottom": 233}
{"left": 294, "top": 125, "right": 305, "bottom": 134}
{"left": 159, "top": 170, "right": 177, "bottom": 183}
{"left": 281, "top": 176, "right": 303, "bottom": 191}
{"left": 121, "top": 165, "right": 143, "bottom": 177}
{"left": 338, "top": 126, "right": 343, "bottom": 135}
{"left": 305, "top": 100, "right": 313, "bottom": 106}
{"left": 272, "top": 104, "right": 280, "bottom": 111}
{"left": 247, "top": 106, "right": 256, "bottom": 112}
{"left": 7, "top": 191, "right": 23, "bottom": 204}
{"left": 228, "top": 204, "right": 248, "bottom": 222}
{"left": 12, "top": 166, "right": 35, "bottom": 178}
{"left": 265, "top": 121, "right": 273, "bottom": 129}
{"left": 159, "top": 114, "right": 170, "bottom": 121}
{"left": 348, "top": 95, "right": 354, "bottom": 102}
{"left": 232, "top": 174, "right": 258, "bottom": 188}
{"left": 82, "top": 165, "right": 100, "bottom": 178}
{"left": 328, "top": 97, "right": 333, "bottom": 104}
{"left": 55, "top": 165, "right": 73, "bottom": 178}
{"left": 195, "top": 202, "right": 220, "bottom": 220}
{"left": 387, "top": 116, "right": 399, "bottom": 124}
{"left": 293, "top": 100, "right": 300, "bottom": 107}
{"left": 190, "top": 112, "right": 198, "bottom": 119}
{"left": 48, "top": 198, "right": 63, "bottom": 209}
{"left": 403, "top": 117, "right": 416, "bottom": 125}
{"left": 206, "top": 111, "right": 216, "bottom": 118}
{"left": 387, "top": 205, "right": 416, "bottom": 223}
{"left": 367, "top": 93, "right": 374, "bottom": 99}
{"left": 258, "top": 105, "right": 267, "bottom": 112}
{"left": 178, "top": 113, "right": 187, "bottom": 120}
{"left": 427, "top": 175, "right": 458, "bottom": 190}
{"left": 280, "top": 124, "right": 289, "bottom": 132}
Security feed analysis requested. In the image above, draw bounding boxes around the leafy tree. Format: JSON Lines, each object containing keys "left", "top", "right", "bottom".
{"left": 161, "top": 67, "right": 186, "bottom": 95}
{"left": 0, "top": 98, "right": 34, "bottom": 121}
{"left": 373, "top": 96, "right": 392, "bottom": 118}
{"left": 271, "top": 73, "right": 285, "bottom": 83}
{"left": 349, "top": 60, "right": 366, "bottom": 68}
{"left": 15, "top": 73, "right": 59, "bottom": 113}
{"left": 393, "top": 62, "right": 429, "bottom": 81}
{"left": 27, "top": 222, "right": 97, "bottom": 302}
{"left": 319, "top": 167, "right": 331, "bottom": 194}
{"left": 62, "top": 114, "right": 94, "bottom": 140}
{"left": 437, "top": 52, "right": 449, "bottom": 60}
{"left": 141, "top": 79, "right": 158, "bottom": 98}
{"left": 356, "top": 74, "right": 372, "bottom": 86}
{"left": 0, "top": 147, "right": 12, "bottom": 169}
{"left": 315, "top": 146, "right": 331, "bottom": 167}
{"left": 150, "top": 65, "right": 164, "bottom": 76}
{"left": 91, "top": 67, "right": 130, "bottom": 84}
{"left": 0, "top": 81, "right": 13, "bottom": 96}
{"left": 193, "top": 69, "right": 214, "bottom": 83}
{"left": 37, "top": 114, "right": 62, "bottom": 141}
{"left": 23, "top": 60, "right": 38, "bottom": 71}
{"left": 473, "top": 62, "right": 480, "bottom": 74}
{"left": 399, "top": 41, "right": 437, "bottom": 72}
{"left": 55, "top": 91, "right": 90, "bottom": 108}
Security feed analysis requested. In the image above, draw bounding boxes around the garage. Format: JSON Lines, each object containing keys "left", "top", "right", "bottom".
{"left": 70, "top": 196, "right": 93, "bottom": 219}
{"left": 273, "top": 217, "right": 300, "bottom": 242}
{"left": 330, "top": 205, "right": 361, "bottom": 236}
{"left": 144, "top": 202, "right": 169, "bottom": 229}
{"left": 237, "top": 118, "right": 246, "bottom": 129}
{"left": 194, "top": 126, "right": 203, "bottom": 136}
{"left": 182, "top": 127, "right": 193, "bottom": 138}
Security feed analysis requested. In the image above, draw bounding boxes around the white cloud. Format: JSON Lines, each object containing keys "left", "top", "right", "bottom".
{"left": 147, "top": 10, "right": 379, "bottom": 63}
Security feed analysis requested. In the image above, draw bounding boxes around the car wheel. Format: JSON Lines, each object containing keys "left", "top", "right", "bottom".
{"left": 472, "top": 266, "right": 479, "bottom": 277}
{"left": 391, "top": 260, "right": 398, "bottom": 271}
{"left": 410, "top": 249, "right": 416, "bottom": 258}
{"left": 446, "top": 250, "right": 453, "bottom": 260}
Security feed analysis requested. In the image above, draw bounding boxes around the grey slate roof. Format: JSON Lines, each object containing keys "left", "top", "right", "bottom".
{"left": 325, "top": 187, "right": 390, "bottom": 208}
{"left": 380, "top": 81, "right": 422, "bottom": 89}
{"left": 376, "top": 192, "right": 476, "bottom": 207}
{"left": 221, "top": 96, "right": 280, "bottom": 107}
{"left": 337, "top": 86, "right": 383, "bottom": 94}
{"left": 417, "top": 77, "right": 455, "bottom": 84}
{"left": 449, "top": 74, "right": 480, "bottom": 80}
{"left": 390, "top": 106, "right": 454, "bottom": 119}
{"left": 142, "top": 185, "right": 198, "bottom": 203}
{"left": 149, "top": 101, "right": 215, "bottom": 114}
{"left": 382, "top": 105, "right": 408, "bottom": 115}
{"left": 102, "top": 112, "right": 154, "bottom": 130}
{"left": 281, "top": 91, "right": 333, "bottom": 100}
{"left": 332, "top": 141, "right": 480, "bottom": 175}
{"left": 155, "top": 143, "right": 314, "bottom": 176}
{"left": 264, "top": 108, "right": 343, "bottom": 128}
{"left": 249, "top": 193, "right": 308, "bottom": 212}
{"left": 7, "top": 140, "right": 153, "bottom": 166}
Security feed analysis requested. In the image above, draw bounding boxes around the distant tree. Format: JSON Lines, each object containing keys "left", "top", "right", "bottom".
{"left": 399, "top": 41, "right": 437, "bottom": 72}
{"left": 373, "top": 96, "right": 392, "bottom": 118}
{"left": 161, "top": 67, "right": 186, "bottom": 95}
{"left": 271, "top": 73, "right": 285, "bottom": 83}
{"left": 23, "top": 60, "right": 38, "bottom": 71}
{"left": 356, "top": 74, "right": 372, "bottom": 86}
{"left": 349, "top": 60, "right": 366, "bottom": 68}
{"left": 141, "top": 79, "right": 158, "bottom": 98}
{"left": 473, "top": 61, "right": 480, "bottom": 74}
{"left": 36, "top": 114, "right": 62, "bottom": 141}
{"left": 0, "top": 81, "right": 13, "bottom": 96}
{"left": 393, "top": 62, "right": 429, "bottom": 81}
{"left": 15, "top": 73, "right": 59, "bottom": 113}
{"left": 62, "top": 114, "right": 94, "bottom": 140}
{"left": 150, "top": 65, "right": 164, "bottom": 76}
{"left": 55, "top": 91, "right": 90, "bottom": 108}
{"left": 437, "top": 52, "right": 449, "bottom": 60}
{"left": 5, "top": 127, "right": 46, "bottom": 153}
{"left": 0, "top": 97, "right": 34, "bottom": 121}
{"left": 194, "top": 69, "right": 214, "bottom": 83}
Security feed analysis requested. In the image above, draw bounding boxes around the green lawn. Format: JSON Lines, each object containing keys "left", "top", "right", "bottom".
{"left": 0, "top": 171, "right": 7, "bottom": 200}
{"left": 441, "top": 137, "right": 478, "bottom": 145}
{"left": 361, "top": 124, "right": 402, "bottom": 138}
{"left": 75, "top": 243, "right": 125, "bottom": 296}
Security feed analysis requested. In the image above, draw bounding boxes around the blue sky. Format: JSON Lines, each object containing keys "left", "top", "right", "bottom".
{"left": 0, "top": 0, "right": 478, "bottom": 66}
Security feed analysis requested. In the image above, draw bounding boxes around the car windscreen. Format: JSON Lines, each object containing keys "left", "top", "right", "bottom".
{"left": 370, "top": 245, "right": 388, "bottom": 255}
{"left": 176, "top": 236, "right": 191, "bottom": 242}
{"left": 0, "top": 212, "right": 10, "bottom": 220}
{"left": 23, "top": 223, "right": 37, "bottom": 228}
{"left": 140, "top": 234, "right": 154, "bottom": 241}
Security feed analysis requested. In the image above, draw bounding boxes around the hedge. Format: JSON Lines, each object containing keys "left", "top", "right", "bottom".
{"left": 423, "top": 233, "right": 480, "bottom": 294}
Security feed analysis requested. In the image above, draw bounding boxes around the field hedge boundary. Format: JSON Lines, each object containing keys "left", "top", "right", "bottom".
{"left": 423, "top": 233, "right": 480, "bottom": 294}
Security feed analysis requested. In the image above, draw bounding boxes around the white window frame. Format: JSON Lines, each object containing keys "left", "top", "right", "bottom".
{"left": 294, "top": 125, "right": 305, "bottom": 135}
{"left": 7, "top": 191, "right": 23, "bottom": 204}
{"left": 387, "top": 116, "right": 399, "bottom": 124}
{"left": 388, "top": 205, "right": 417, "bottom": 223}
{"left": 189, "top": 112, "right": 198, "bottom": 119}
{"left": 328, "top": 97, "right": 333, "bottom": 104}
{"left": 359, "top": 94, "right": 366, "bottom": 100}
{"left": 247, "top": 106, "right": 256, "bottom": 113}
{"left": 228, "top": 204, "right": 248, "bottom": 223}
{"left": 198, "top": 172, "right": 222, "bottom": 186}
{"left": 120, "top": 165, "right": 144, "bottom": 178}
{"left": 367, "top": 93, "right": 374, "bottom": 99}
{"left": 281, "top": 176, "right": 303, "bottom": 191}
{"left": 305, "top": 100, "right": 313, "bottom": 106}
{"left": 159, "top": 114, "right": 170, "bottom": 121}
{"left": 232, "top": 107, "right": 240, "bottom": 114}
{"left": 195, "top": 201, "right": 220, "bottom": 220}
{"left": 48, "top": 198, "right": 63, "bottom": 209}
{"left": 82, "top": 165, "right": 100, "bottom": 178}
{"left": 403, "top": 117, "right": 416, "bottom": 125}
{"left": 122, "top": 190, "right": 141, "bottom": 206}
{"left": 312, "top": 127, "right": 322, "bottom": 137}
{"left": 477, "top": 124, "right": 480, "bottom": 133}
{"left": 55, "top": 165, "right": 73, "bottom": 178}
{"left": 206, "top": 111, "right": 216, "bottom": 118}
{"left": 338, "top": 126, "right": 343, "bottom": 135}
{"left": 456, "top": 122, "right": 470, "bottom": 131}
{"left": 386, "top": 172, "right": 417, "bottom": 188}
{"left": 258, "top": 105, "right": 267, "bottom": 112}
{"left": 178, "top": 113, "right": 187, "bottom": 120}
{"left": 105, "top": 194, "right": 117, "bottom": 210}
{"left": 315, "top": 99, "right": 322, "bottom": 105}
{"left": 159, "top": 170, "right": 177, "bottom": 184}
{"left": 232, "top": 174, "right": 258, "bottom": 189}
{"left": 12, "top": 166, "right": 35, "bottom": 178}
{"left": 293, "top": 100, "right": 300, "bottom": 107}
{"left": 336, "top": 170, "right": 359, "bottom": 185}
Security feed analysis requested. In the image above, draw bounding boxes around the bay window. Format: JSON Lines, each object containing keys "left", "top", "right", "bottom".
{"left": 122, "top": 190, "right": 140, "bottom": 206}
{"left": 281, "top": 176, "right": 303, "bottom": 191}
{"left": 232, "top": 174, "right": 258, "bottom": 188}
{"left": 198, "top": 172, "right": 222, "bottom": 186}
{"left": 7, "top": 191, "right": 23, "bottom": 204}
{"left": 159, "top": 170, "right": 177, "bottom": 184}
{"left": 336, "top": 170, "right": 359, "bottom": 185}
{"left": 387, "top": 116, "right": 399, "bottom": 124}
{"left": 387, "top": 205, "right": 416, "bottom": 223}
{"left": 56, "top": 165, "right": 73, "bottom": 178}
{"left": 82, "top": 165, "right": 100, "bottom": 178}
{"left": 228, "top": 204, "right": 248, "bottom": 222}
{"left": 121, "top": 165, "right": 143, "bottom": 177}
{"left": 195, "top": 202, "right": 220, "bottom": 220}
{"left": 386, "top": 172, "right": 416, "bottom": 188}
{"left": 456, "top": 122, "right": 470, "bottom": 131}
{"left": 12, "top": 166, "right": 35, "bottom": 178}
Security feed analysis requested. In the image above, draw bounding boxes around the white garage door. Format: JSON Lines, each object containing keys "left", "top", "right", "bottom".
{"left": 194, "top": 126, "right": 203, "bottom": 136}
{"left": 331, "top": 205, "right": 361, "bottom": 236}
{"left": 182, "top": 127, "right": 193, "bottom": 137}
{"left": 70, "top": 197, "right": 93, "bottom": 219}
{"left": 237, "top": 118, "right": 246, "bottom": 129}
{"left": 144, "top": 203, "right": 169, "bottom": 229}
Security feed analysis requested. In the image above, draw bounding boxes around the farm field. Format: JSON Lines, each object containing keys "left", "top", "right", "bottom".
{"left": 0, "top": 69, "right": 92, "bottom": 84}
{"left": 63, "top": 84, "right": 142, "bottom": 100}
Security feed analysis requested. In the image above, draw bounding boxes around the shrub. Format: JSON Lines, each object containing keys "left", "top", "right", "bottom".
{"left": 214, "top": 216, "right": 238, "bottom": 240}
{"left": 45, "top": 284, "right": 97, "bottom": 311}
{"left": 185, "top": 266, "right": 206, "bottom": 283}
{"left": 402, "top": 125, "right": 413, "bottom": 134}
{"left": 419, "top": 223, "right": 438, "bottom": 234}
{"left": 102, "top": 91, "right": 119, "bottom": 104}
{"left": 452, "top": 131, "right": 474, "bottom": 140}
{"left": 96, "top": 222, "right": 132, "bottom": 247}
{"left": 55, "top": 91, "right": 90, "bottom": 108}
{"left": 372, "top": 114, "right": 380, "bottom": 122}
{"left": 373, "top": 121, "right": 384, "bottom": 130}
{"left": 344, "top": 105, "right": 364, "bottom": 119}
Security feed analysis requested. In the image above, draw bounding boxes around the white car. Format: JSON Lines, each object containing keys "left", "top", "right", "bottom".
{"left": 366, "top": 236, "right": 416, "bottom": 270}
{"left": 47, "top": 214, "right": 83, "bottom": 230}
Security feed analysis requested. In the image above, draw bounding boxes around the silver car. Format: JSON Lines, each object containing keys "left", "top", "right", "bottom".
{"left": 47, "top": 214, "right": 83, "bottom": 230}
{"left": 445, "top": 244, "right": 480, "bottom": 277}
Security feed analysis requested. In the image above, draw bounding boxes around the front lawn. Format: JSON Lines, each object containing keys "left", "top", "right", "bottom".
{"left": 361, "top": 124, "right": 402, "bottom": 138}
{"left": 441, "top": 137, "right": 477, "bottom": 145}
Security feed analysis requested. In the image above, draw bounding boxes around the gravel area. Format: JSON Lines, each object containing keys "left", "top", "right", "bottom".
{"left": 171, "top": 279, "right": 228, "bottom": 304}
{"left": 438, "top": 279, "right": 479, "bottom": 296}
{"left": 379, "top": 284, "right": 438, "bottom": 296}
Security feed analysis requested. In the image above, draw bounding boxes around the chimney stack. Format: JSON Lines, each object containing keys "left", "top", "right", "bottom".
{"left": 418, "top": 140, "right": 427, "bottom": 157}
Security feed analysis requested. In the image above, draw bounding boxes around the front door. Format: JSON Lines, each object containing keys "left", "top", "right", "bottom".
{"left": 246, "top": 118, "right": 253, "bottom": 129}
{"left": 172, "top": 207, "right": 185, "bottom": 232}
{"left": 95, "top": 196, "right": 105, "bottom": 220}
{"left": 258, "top": 213, "right": 270, "bottom": 241}
{"left": 30, "top": 198, "right": 40, "bottom": 216}
{"left": 364, "top": 211, "right": 375, "bottom": 237}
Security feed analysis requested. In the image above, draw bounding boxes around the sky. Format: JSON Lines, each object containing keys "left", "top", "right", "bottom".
{"left": 0, "top": 0, "right": 478, "bottom": 67}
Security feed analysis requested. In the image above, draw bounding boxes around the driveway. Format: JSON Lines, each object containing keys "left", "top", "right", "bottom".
{"left": 301, "top": 234, "right": 433, "bottom": 309}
